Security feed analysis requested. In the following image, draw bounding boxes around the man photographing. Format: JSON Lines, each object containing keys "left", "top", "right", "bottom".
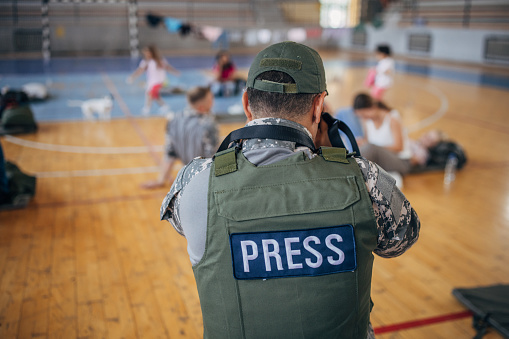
{"left": 160, "top": 41, "right": 420, "bottom": 339}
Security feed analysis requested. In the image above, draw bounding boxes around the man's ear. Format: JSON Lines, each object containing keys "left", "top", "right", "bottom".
{"left": 242, "top": 91, "right": 253, "bottom": 122}
{"left": 312, "top": 91, "right": 327, "bottom": 124}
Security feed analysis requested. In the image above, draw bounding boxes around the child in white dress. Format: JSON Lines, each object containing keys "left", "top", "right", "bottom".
{"left": 127, "top": 45, "right": 180, "bottom": 115}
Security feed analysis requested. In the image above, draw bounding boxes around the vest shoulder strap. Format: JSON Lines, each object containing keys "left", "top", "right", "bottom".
{"left": 214, "top": 145, "right": 354, "bottom": 177}
{"left": 214, "top": 148, "right": 238, "bottom": 177}
{"left": 319, "top": 147, "right": 349, "bottom": 163}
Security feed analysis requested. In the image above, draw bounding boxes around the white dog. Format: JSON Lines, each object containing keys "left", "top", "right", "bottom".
{"left": 67, "top": 95, "right": 113, "bottom": 120}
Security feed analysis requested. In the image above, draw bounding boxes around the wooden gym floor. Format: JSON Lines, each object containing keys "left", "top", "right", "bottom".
{"left": 1, "top": 51, "right": 509, "bottom": 338}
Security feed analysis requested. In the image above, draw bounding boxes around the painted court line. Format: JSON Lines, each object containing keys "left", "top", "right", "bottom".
{"left": 407, "top": 84, "right": 449, "bottom": 133}
{"left": 373, "top": 310, "right": 472, "bottom": 334}
{"left": 3, "top": 133, "right": 231, "bottom": 154}
{"left": 30, "top": 192, "right": 166, "bottom": 209}
{"left": 35, "top": 166, "right": 160, "bottom": 178}
{"left": 3, "top": 135, "right": 164, "bottom": 154}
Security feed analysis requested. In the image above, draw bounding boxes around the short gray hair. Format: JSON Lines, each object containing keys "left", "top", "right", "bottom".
{"left": 246, "top": 71, "right": 317, "bottom": 120}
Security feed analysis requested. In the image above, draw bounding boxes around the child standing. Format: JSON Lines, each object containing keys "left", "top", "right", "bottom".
{"left": 365, "top": 44, "right": 395, "bottom": 100}
{"left": 127, "top": 45, "right": 180, "bottom": 115}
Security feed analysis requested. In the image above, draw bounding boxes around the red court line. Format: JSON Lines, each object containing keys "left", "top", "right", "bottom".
{"left": 101, "top": 73, "right": 161, "bottom": 166}
{"left": 374, "top": 310, "right": 472, "bottom": 334}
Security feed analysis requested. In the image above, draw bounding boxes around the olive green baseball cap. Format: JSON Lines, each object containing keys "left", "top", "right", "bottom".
{"left": 247, "top": 41, "right": 327, "bottom": 94}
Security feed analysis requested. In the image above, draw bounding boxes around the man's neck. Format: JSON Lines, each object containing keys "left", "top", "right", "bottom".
{"left": 247, "top": 117, "right": 313, "bottom": 139}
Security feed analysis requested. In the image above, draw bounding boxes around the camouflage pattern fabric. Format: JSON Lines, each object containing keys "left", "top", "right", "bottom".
{"left": 160, "top": 156, "right": 212, "bottom": 236}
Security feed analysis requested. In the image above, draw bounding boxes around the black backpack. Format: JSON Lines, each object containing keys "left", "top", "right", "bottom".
{"left": 0, "top": 90, "right": 31, "bottom": 120}
{"left": 0, "top": 90, "right": 30, "bottom": 109}
{"left": 427, "top": 141, "right": 467, "bottom": 170}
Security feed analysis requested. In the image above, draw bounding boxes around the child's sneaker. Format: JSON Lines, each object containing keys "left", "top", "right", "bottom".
{"left": 141, "top": 106, "right": 150, "bottom": 116}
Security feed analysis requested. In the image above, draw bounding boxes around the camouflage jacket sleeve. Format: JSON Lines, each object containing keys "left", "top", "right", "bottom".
{"left": 160, "top": 157, "right": 212, "bottom": 236}
{"left": 355, "top": 157, "right": 420, "bottom": 258}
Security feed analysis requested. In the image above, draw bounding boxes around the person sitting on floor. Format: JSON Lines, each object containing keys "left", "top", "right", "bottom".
{"left": 353, "top": 93, "right": 412, "bottom": 187}
{"left": 210, "top": 50, "right": 245, "bottom": 97}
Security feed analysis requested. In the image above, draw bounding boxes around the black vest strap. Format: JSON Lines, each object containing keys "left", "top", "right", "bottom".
{"left": 321, "top": 112, "right": 361, "bottom": 156}
{"left": 217, "top": 125, "right": 317, "bottom": 153}
{"left": 216, "top": 114, "right": 361, "bottom": 157}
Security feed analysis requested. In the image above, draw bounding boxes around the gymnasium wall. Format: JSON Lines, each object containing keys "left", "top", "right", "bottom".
{"left": 336, "top": 22, "right": 509, "bottom": 65}
{"left": 0, "top": 0, "right": 267, "bottom": 57}
{"left": 2, "top": 0, "right": 508, "bottom": 66}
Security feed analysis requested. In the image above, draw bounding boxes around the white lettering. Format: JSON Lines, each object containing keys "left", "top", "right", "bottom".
{"left": 262, "top": 239, "right": 283, "bottom": 271}
{"left": 285, "top": 237, "right": 303, "bottom": 269}
{"left": 241, "top": 240, "right": 258, "bottom": 272}
{"left": 326, "top": 234, "right": 345, "bottom": 265}
{"left": 303, "top": 236, "right": 323, "bottom": 268}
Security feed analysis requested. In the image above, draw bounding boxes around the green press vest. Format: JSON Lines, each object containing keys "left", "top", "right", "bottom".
{"left": 193, "top": 147, "right": 378, "bottom": 339}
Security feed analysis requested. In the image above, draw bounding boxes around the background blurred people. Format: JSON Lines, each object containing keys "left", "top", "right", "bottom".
{"left": 353, "top": 93, "right": 411, "bottom": 186}
{"left": 364, "top": 44, "right": 395, "bottom": 100}
{"left": 141, "top": 86, "right": 218, "bottom": 189}
{"left": 210, "top": 50, "right": 245, "bottom": 97}
{"left": 127, "top": 45, "right": 180, "bottom": 115}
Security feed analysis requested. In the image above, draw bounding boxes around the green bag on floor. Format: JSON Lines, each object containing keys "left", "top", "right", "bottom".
{"left": 1, "top": 105, "right": 38, "bottom": 135}
{"left": 2, "top": 161, "right": 36, "bottom": 208}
